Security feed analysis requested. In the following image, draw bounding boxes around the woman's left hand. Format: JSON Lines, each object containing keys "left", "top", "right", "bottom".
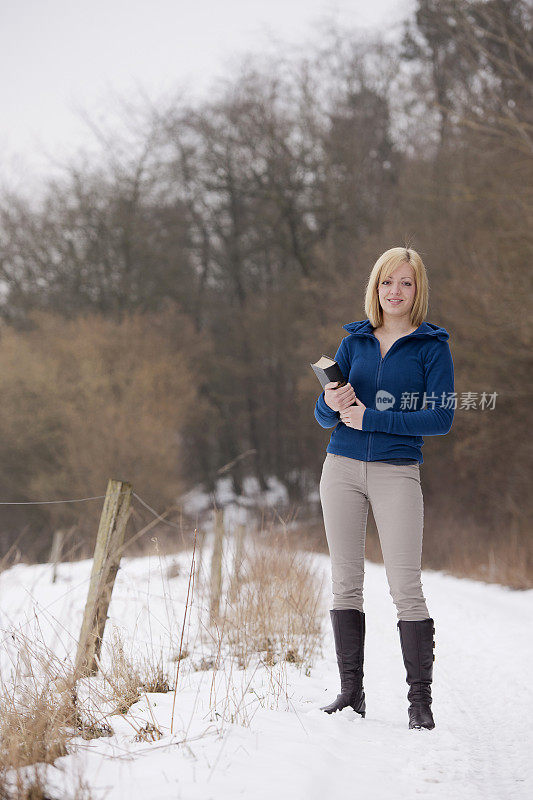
{"left": 339, "top": 397, "right": 367, "bottom": 430}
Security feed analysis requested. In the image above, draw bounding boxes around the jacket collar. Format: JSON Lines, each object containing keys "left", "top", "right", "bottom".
{"left": 342, "top": 318, "right": 449, "bottom": 342}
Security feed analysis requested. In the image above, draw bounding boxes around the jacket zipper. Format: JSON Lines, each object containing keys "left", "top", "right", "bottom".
{"left": 366, "top": 341, "right": 382, "bottom": 460}
{"left": 365, "top": 335, "right": 409, "bottom": 459}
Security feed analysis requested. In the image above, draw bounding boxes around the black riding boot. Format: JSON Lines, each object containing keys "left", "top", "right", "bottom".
{"left": 397, "top": 618, "right": 435, "bottom": 730}
{"left": 320, "top": 608, "right": 366, "bottom": 717}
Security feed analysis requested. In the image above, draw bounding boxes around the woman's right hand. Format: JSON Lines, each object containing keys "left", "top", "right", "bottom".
{"left": 324, "top": 381, "right": 356, "bottom": 412}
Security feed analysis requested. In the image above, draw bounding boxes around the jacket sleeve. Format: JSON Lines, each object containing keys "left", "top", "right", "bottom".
{"left": 314, "top": 337, "right": 352, "bottom": 429}
{"left": 362, "top": 340, "right": 455, "bottom": 436}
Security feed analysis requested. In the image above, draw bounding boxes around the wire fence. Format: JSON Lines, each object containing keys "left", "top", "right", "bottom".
{"left": 0, "top": 487, "right": 206, "bottom": 652}
{"left": 0, "top": 494, "right": 112, "bottom": 505}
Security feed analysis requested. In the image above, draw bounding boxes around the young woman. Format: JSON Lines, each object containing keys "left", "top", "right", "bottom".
{"left": 314, "top": 247, "right": 455, "bottom": 730}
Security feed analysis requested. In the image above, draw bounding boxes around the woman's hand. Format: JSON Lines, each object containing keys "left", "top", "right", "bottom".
{"left": 339, "top": 397, "right": 367, "bottom": 431}
{"left": 324, "top": 381, "right": 356, "bottom": 412}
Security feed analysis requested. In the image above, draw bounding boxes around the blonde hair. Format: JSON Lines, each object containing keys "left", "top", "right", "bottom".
{"left": 364, "top": 247, "right": 429, "bottom": 328}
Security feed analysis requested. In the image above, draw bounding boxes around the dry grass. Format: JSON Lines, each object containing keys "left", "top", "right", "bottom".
{"left": 90, "top": 629, "right": 171, "bottom": 716}
{"left": 0, "top": 624, "right": 171, "bottom": 796}
{"left": 0, "top": 520, "right": 326, "bottom": 788}
{"left": 98, "top": 630, "right": 142, "bottom": 715}
{"left": 0, "top": 639, "right": 96, "bottom": 799}
{"left": 0, "top": 682, "right": 71, "bottom": 768}
{"left": 179, "top": 522, "right": 326, "bottom": 727}
{"left": 133, "top": 722, "right": 163, "bottom": 743}
{"left": 0, "top": 764, "right": 93, "bottom": 800}
{"left": 0, "top": 641, "right": 76, "bottom": 770}
{"left": 425, "top": 524, "right": 533, "bottom": 590}
{"left": 196, "top": 527, "right": 325, "bottom": 669}
{"left": 223, "top": 532, "right": 324, "bottom": 670}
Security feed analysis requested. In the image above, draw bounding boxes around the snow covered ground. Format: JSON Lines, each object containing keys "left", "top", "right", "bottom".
{"left": 0, "top": 539, "right": 531, "bottom": 800}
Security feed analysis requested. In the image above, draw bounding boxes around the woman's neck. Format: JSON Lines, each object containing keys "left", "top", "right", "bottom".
{"left": 375, "top": 315, "right": 416, "bottom": 336}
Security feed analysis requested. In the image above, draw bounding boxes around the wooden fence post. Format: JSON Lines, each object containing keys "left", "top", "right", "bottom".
{"left": 210, "top": 509, "right": 224, "bottom": 622}
{"left": 75, "top": 479, "right": 132, "bottom": 677}
{"left": 48, "top": 525, "right": 76, "bottom": 583}
{"left": 49, "top": 529, "right": 65, "bottom": 584}
{"left": 229, "top": 523, "right": 246, "bottom": 601}
{"left": 195, "top": 528, "right": 206, "bottom": 587}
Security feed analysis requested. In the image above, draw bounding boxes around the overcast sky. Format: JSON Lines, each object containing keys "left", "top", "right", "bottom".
{"left": 1, "top": 0, "right": 414, "bottom": 188}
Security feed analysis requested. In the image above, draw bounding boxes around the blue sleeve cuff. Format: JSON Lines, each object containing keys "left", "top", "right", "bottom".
{"left": 315, "top": 390, "right": 339, "bottom": 428}
{"left": 362, "top": 405, "right": 453, "bottom": 436}
{"left": 362, "top": 408, "right": 381, "bottom": 432}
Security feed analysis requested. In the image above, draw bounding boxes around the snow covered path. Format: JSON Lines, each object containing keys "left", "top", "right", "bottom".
{"left": 1, "top": 551, "right": 531, "bottom": 799}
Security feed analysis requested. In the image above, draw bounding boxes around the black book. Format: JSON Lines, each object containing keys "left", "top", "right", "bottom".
{"left": 309, "top": 355, "right": 347, "bottom": 391}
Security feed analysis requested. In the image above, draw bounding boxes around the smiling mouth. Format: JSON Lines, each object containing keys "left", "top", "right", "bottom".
{"left": 388, "top": 299, "right": 403, "bottom": 303}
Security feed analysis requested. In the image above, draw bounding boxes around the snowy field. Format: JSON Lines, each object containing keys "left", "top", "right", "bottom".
{"left": 0, "top": 538, "right": 531, "bottom": 800}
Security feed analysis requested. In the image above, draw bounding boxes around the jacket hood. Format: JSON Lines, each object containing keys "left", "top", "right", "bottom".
{"left": 342, "top": 318, "right": 450, "bottom": 342}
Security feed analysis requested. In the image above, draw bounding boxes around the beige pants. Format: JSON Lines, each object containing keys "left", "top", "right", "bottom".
{"left": 319, "top": 453, "right": 430, "bottom": 621}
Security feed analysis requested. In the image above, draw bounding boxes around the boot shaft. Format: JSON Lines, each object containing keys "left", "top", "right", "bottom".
{"left": 397, "top": 618, "right": 435, "bottom": 685}
{"left": 330, "top": 608, "right": 365, "bottom": 689}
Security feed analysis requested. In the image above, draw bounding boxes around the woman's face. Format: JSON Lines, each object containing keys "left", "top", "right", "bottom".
{"left": 377, "top": 262, "right": 416, "bottom": 321}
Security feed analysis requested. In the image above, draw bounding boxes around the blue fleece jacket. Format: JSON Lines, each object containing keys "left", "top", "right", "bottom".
{"left": 314, "top": 319, "right": 455, "bottom": 464}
